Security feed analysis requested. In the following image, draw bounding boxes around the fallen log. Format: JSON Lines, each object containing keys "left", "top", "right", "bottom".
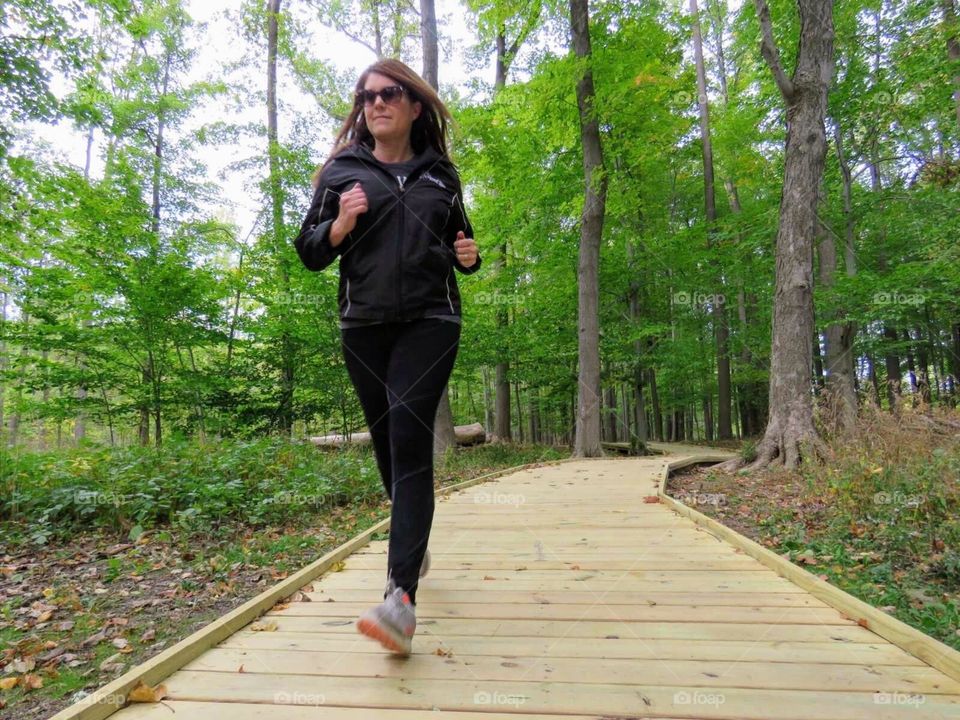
{"left": 310, "top": 422, "right": 487, "bottom": 447}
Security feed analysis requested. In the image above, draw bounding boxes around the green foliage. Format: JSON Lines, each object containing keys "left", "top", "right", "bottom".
{"left": 0, "top": 436, "right": 382, "bottom": 544}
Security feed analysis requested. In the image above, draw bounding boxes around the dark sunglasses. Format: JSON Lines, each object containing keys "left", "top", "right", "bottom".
{"left": 355, "top": 85, "right": 406, "bottom": 106}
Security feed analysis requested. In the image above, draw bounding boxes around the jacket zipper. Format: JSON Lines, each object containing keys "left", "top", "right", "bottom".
{"left": 396, "top": 174, "right": 405, "bottom": 320}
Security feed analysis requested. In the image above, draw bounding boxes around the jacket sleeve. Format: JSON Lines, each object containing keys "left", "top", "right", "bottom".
{"left": 445, "top": 177, "right": 482, "bottom": 275}
{"left": 294, "top": 169, "right": 343, "bottom": 272}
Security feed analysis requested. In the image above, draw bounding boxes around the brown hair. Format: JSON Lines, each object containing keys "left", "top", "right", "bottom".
{"left": 311, "top": 58, "right": 454, "bottom": 189}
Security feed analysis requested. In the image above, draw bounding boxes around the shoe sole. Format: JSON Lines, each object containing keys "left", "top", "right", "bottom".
{"left": 356, "top": 616, "right": 412, "bottom": 655}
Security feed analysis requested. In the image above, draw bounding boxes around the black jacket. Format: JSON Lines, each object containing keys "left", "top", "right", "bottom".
{"left": 293, "top": 143, "right": 482, "bottom": 322}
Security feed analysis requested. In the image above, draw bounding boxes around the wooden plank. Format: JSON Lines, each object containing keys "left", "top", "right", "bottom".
{"left": 311, "top": 576, "right": 806, "bottom": 593}
{"left": 183, "top": 647, "right": 960, "bottom": 694}
{"left": 157, "top": 670, "right": 960, "bottom": 719}
{"left": 346, "top": 556, "right": 772, "bottom": 570}
{"left": 270, "top": 601, "right": 850, "bottom": 624}
{"left": 307, "top": 588, "right": 830, "bottom": 607}
{"left": 257, "top": 616, "right": 878, "bottom": 642}
{"left": 114, "top": 701, "right": 684, "bottom": 720}
{"left": 223, "top": 631, "right": 928, "bottom": 665}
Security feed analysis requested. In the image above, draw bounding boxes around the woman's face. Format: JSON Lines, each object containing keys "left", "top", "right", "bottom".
{"left": 361, "top": 72, "right": 421, "bottom": 148}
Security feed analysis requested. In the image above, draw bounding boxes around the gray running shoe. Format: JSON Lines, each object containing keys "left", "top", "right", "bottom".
{"left": 356, "top": 577, "right": 416, "bottom": 655}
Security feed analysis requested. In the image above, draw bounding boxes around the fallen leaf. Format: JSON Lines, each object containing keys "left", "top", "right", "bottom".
{"left": 128, "top": 680, "right": 167, "bottom": 703}
{"left": 250, "top": 619, "right": 278, "bottom": 632}
{"left": 0, "top": 677, "right": 19, "bottom": 690}
{"left": 11, "top": 658, "right": 36, "bottom": 673}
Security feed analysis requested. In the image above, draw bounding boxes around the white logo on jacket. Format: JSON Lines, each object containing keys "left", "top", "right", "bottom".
{"left": 421, "top": 172, "right": 446, "bottom": 189}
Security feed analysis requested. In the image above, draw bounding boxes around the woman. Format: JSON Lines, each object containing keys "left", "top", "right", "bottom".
{"left": 293, "top": 58, "right": 481, "bottom": 656}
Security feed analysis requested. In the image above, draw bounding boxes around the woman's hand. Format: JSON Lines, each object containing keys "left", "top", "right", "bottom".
{"left": 454, "top": 231, "right": 478, "bottom": 268}
{"left": 330, "top": 182, "right": 368, "bottom": 246}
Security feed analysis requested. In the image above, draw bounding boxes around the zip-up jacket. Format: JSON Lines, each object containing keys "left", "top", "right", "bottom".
{"left": 293, "top": 143, "right": 482, "bottom": 322}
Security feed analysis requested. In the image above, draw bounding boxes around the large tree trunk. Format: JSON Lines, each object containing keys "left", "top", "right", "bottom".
{"left": 719, "top": 0, "right": 834, "bottom": 472}
{"left": 690, "top": 0, "right": 732, "bottom": 440}
{"left": 570, "top": 0, "right": 606, "bottom": 457}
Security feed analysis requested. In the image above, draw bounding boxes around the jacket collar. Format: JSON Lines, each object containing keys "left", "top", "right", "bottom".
{"left": 340, "top": 142, "right": 446, "bottom": 174}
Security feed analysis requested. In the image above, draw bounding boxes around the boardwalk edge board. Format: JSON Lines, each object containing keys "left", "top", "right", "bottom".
{"left": 47, "top": 455, "right": 583, "bottom": 720}
{"left": 657, "top": 451, "right": 960, "bottom": 684}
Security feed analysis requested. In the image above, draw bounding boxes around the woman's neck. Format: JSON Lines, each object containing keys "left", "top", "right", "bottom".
{"left": 372, "top": 139, "right": 414, "bottom": 164}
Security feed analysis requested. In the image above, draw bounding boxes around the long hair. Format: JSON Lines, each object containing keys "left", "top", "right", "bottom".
{"left": 311, "top": 58, "right": 454, "bottom": 189}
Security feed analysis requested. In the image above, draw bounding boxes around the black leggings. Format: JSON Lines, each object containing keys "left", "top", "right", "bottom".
{"left": 340, "top": 317, "right": 461, "bottom": 604}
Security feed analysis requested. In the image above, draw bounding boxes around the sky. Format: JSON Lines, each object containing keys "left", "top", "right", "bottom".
{"left": 27, "top": 0, "right": 499, "bottom": 236}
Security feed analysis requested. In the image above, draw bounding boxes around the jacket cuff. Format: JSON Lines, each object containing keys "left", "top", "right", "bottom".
{"left": 296, "top": 219, "right": 340, "bottom": 271}
{"left": 455, "top": 252, "right": 481, "bottom": 275}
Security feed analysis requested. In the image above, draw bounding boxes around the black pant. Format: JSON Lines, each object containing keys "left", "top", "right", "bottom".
{"left": 340, "top": 318, "right": 461, "bottom": 604}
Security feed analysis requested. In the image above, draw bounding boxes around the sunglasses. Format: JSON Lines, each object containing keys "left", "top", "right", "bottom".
{"left": 355, "top": 85, "right": 407, "bottom": 106}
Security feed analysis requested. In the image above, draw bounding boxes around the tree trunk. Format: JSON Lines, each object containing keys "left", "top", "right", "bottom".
{"left": 943, "top": 0, "right": 960, "bottom": 128}
{"left": 570, "top": 0, "right": 606, "bottom": 457}
{"left": 419, "top": 0, "right": 438, "bottom": 88}
{"left": 817, "top": 122, "right": 858, "bottom": 433}
{"left": 691, "top": 0, "right": 732, "bottom": 440}
{"left": 719, "top": 0, "right": 834, "bottom": 472}
{"left": 267, "top": 0, "right": 295, "bottom": 434}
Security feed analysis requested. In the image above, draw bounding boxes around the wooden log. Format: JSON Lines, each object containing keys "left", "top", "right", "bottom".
{"left": 310, "top": 422, "right": 487, "bottom": 447}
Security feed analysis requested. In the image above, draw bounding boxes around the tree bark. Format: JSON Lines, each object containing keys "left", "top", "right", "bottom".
{"left": 690, "top": 0, "right": 732, "bottom": 439}
{"left": 569, "top": 0, "right": 606, "bottom": 457}
{"left": 719, "top": 0, "right": 834, "bottom": 472}
{"left": 419, "top": 0, "right": 438, "bottom": 88}
{"left": 267, "top": 0, "right": 295, "bottom": 435}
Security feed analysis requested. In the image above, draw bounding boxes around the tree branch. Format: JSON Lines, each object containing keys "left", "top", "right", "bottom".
{"left": 754, "top": 0, "right": 794, "bottom": 100}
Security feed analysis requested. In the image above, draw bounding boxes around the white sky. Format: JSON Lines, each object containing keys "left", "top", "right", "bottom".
{"left": 27, "top": 0, "right": 498, "bottom": 237}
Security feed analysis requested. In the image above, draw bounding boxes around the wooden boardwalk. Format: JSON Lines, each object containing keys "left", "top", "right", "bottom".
{"left": 64, "top": 452, "right": 960, "bottom": 720}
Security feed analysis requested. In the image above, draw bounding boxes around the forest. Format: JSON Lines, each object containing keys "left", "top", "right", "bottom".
{"left": 1, "top": 0, "right": 960, "bottom": 713}
{"left": 1, "top": 0, "right": 958, "bottom": 461}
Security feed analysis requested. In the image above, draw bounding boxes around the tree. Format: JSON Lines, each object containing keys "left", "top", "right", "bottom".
{"left": 569, "top": 0, "right": 606, "bottom": 457}
{"left": 720, "top": 0, "right": 835, "bottom": 471}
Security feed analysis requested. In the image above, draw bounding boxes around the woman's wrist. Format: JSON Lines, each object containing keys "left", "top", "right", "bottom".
{"left": 329, "top": 219, "right": 346, "bottom": 247}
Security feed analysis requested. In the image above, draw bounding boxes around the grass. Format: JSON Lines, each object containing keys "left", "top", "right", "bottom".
{"left": 689, "top": 403, "right": 960, "bottom": 650}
